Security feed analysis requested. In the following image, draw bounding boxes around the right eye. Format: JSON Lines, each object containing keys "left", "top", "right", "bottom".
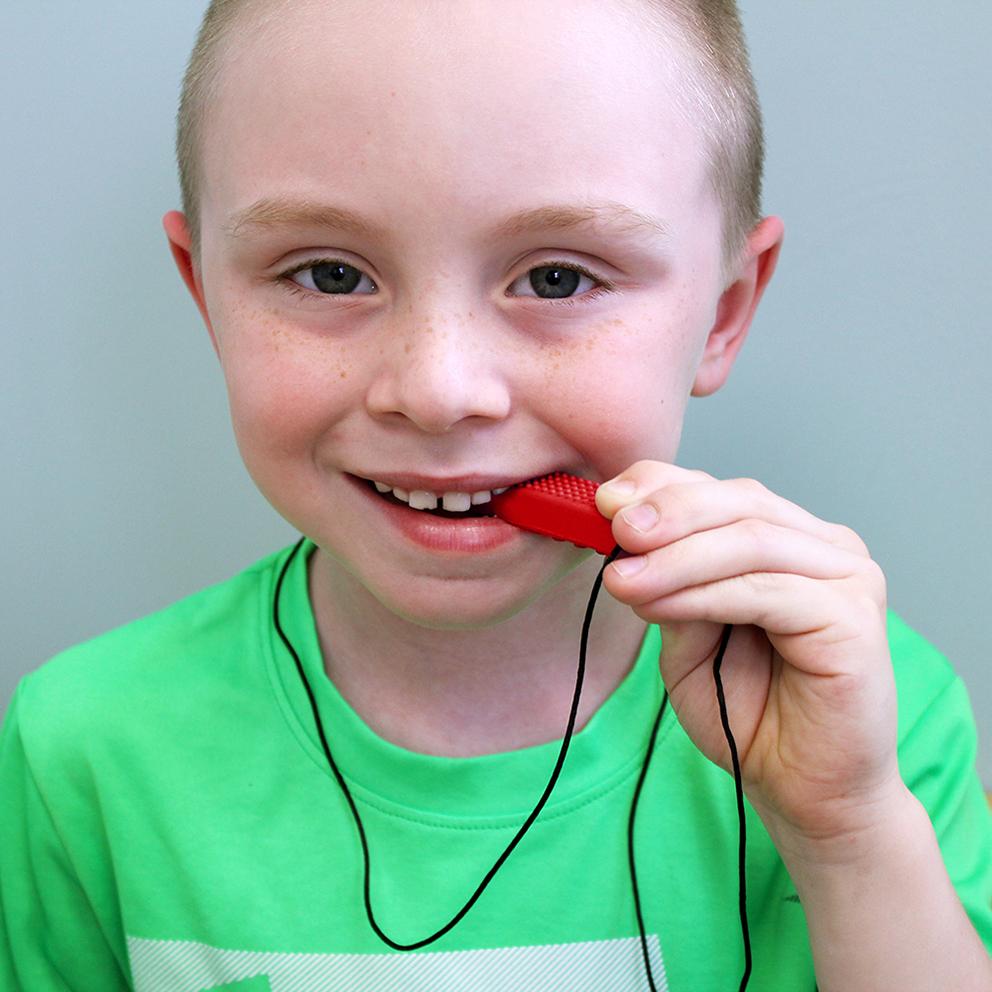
{"left": 283, "top": 260, "right": 377, "bottom": 295}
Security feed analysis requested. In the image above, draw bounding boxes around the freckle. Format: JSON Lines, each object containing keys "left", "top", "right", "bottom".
{"left": 404, "top": 342, "right": 412, "bottom": 354}
{"left": 339, "top": 370, "right": 347, "bottom": 379}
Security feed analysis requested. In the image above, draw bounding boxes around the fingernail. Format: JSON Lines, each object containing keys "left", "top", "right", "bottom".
{"left": 621, "top": 502, "right": 658, "bottom": 533}
{"left": 600, "top": 478, "right": 637, "bottom": 497}
{"left": 612, "top": 554, "right": 648, "bottom": 577}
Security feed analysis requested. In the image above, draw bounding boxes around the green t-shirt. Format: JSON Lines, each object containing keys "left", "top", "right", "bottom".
{"left": 2, "top": 540, "right": 990, "bottom": 991}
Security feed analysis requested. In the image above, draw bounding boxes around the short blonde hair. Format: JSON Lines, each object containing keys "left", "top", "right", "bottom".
{"left": 176, "top": 0, "right": 763, "bottom": 278}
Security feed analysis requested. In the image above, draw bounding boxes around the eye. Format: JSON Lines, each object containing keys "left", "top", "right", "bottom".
{"left": 508, "top": 262, "right": 614, "bottom": 304}
{"left": 277, "top": 257, "right": 613, "bottom": 304}
{"left": 283, "top": 259, "right": 377, "bottom": 295}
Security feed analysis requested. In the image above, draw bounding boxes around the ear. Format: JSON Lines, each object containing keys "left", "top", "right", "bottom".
{"left": 162, "top": 210, "right": 220, "bottom": 357}
{"left": 690, "top": 215, "right": 784, "bottom": 397}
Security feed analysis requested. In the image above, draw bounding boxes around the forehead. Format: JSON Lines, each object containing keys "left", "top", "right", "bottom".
{"left": 199, "top": 0, "right": 714, "bottom": 247}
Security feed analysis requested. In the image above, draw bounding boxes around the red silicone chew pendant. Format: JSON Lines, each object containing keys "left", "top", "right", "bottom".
{"left": 489, "top": 472, "right": 619, "bottom": 555}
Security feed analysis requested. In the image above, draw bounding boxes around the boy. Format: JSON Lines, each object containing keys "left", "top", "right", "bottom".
{"left": 2, "top": 0, "right": 990, "bottom": 989}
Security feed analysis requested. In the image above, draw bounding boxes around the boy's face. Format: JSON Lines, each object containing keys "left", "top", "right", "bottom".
{"left": 169, "top": 0, "right": 777, "bottom": 628}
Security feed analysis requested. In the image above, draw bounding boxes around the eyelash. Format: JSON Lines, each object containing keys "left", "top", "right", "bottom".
{"left": 277, "top": 258, "right": 616, "bottom": 307}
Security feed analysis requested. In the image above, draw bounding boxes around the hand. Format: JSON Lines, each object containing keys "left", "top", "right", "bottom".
{"left": 596, "top": 460, "right": 908, "bottom": 852}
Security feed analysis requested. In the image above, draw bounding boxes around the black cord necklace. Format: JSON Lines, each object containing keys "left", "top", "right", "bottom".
{"left": 273, "top": 535, "right": 751, "bottom": 990}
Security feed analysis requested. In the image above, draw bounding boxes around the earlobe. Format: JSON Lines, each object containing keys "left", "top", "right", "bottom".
{"left": 162, "top": 210, "right": 219, "bottom": 354}
{"left": 690, "top": 215, "right": 785, "bottom": 397}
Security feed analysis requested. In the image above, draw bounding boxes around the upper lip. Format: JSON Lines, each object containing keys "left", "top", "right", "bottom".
{"left": 352, "top": 472, "right": 544, "bottom": 492}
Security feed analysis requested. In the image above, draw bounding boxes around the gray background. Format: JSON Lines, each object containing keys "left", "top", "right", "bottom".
{"left": 3, "top": 3, "right": 990, "bottom": 783}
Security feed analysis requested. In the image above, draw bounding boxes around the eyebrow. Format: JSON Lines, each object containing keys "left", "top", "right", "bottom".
{"left": 224, "top": 197, "right": 671, "bottom": 246}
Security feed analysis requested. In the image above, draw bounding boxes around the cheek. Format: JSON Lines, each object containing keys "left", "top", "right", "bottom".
{"left": 533, "top": 311, "right": 701, "bottom": 460}
{"left": 214, "top": 313, "right": 358, "bottom": 462}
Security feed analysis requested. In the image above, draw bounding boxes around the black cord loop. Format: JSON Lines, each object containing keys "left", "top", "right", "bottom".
{"left": 273, "top": 536, "right": 751, "bottom": 990}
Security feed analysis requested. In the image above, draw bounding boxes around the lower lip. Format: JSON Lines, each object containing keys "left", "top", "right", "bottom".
{"left": 347, "top": 475, "right": 524, "bottom": 553}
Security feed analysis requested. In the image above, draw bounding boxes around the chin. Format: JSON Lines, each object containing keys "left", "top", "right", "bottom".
{"left": 372, "top": 581, "right": 545, "bottom": 632}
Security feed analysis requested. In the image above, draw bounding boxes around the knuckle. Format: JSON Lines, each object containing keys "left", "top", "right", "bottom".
{"left": 629, "top": 458, "right": 657, "bottom": 476}
{"left": 741, "top": 570, "right": 777, "bottom": 595}
{"left": 732, "top": 476, "right": 767, "bottom": 496}
{"left": 741, "top": 517, "right": 770, "bottom": 541}
{"left": 845, "top": 561, "right": 887, "bottom": 623}
{"left": 655, "top": 483, "right": 691, "bottom": 518}
{"left": 858, "top": 590, "right": 886, "bottom": 627}
{"left": 739, "top": 517, "right": 775, "bottom": 553}
{"left": 860, "top": 557, "right": 887, "bottom": 598}
{"left": 831, "top": 522, "right": 870, "bottom": 556}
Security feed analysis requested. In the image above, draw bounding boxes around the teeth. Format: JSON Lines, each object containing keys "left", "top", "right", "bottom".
{"left": 368, "top": 479, "right": 513, "bottom": 513}
{"left": 408, "top": 490, "right": 438, "bottom": 510}
{"left": 442, "top": 492, "right": 472, "bottom": 512}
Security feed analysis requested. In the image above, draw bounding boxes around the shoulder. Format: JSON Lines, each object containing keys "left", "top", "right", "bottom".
{"left": 885, "top": 608, "right": 967, "bottom": 743}
{"left": 9, "top": 546, "right": 290, "bottom": 767}
{"left": 884, "top": 615, "right": 992, "bottom": 952}
{"left": 885, "top": 609, "right": 984, "bottom": 808}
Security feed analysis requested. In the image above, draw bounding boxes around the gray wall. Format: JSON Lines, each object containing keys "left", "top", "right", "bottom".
{"left": 3, "top": 3, "right": 990, "bottom": 782}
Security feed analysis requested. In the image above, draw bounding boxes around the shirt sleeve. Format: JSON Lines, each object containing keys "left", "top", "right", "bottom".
{"left": 896, "top": 666, "right": 992, "bottom": 953}
{"left": 0, "top": 678, "right": 131, "bottom": 991}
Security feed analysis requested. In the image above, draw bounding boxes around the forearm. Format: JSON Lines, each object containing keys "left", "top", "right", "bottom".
{"left": 770, "top": 787, "right": 992, "bottom": 992}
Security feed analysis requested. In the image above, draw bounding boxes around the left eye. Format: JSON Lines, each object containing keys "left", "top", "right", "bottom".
{"left": 508, "top": 263, "right": 604, "bottom": 301}
{"left": 287, "top": 261, "right": 377, "bottom": 295}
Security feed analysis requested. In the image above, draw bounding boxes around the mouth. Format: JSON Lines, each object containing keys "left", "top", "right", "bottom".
{"left": 344, "top": 472, "right": 530, "bottom": 554}
{"left": 344, "top": 470, "right": 594, "bottom": 555}
{"left": 360, "top": 477, "right": 504, "bottom": 519}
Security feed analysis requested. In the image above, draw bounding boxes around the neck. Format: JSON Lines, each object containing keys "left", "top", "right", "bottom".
{"left": 307, "top": 548, "right": 648, "bottom": 757}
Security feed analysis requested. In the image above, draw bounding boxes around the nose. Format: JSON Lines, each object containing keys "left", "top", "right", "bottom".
{"left": 365, "top": 307, "right": 511, "bottom": 433}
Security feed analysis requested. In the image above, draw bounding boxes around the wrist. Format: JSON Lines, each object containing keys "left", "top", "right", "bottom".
{"left": 757, "top": 777, "right": 927, "bottom": 875}
{"left": 757, "top": 784, "right": 992, "bottom": 992}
